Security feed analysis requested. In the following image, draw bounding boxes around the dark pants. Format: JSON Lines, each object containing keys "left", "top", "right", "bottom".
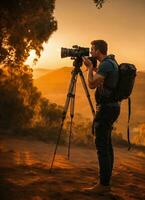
{"left": 94, "top": 103, "right": 120, "bottom": 186}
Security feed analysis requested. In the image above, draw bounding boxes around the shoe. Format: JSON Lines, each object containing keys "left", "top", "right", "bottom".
{"left": 82, "top": 183, "right": 111, "bottom": 195}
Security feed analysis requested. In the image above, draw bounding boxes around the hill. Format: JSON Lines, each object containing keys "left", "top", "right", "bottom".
{"left": 34, "top": 66, "right": 95, "bottom": 118}
{"left": 34, "top": 68, "right": 145, "bottom": 139}
{"left": 34, "top": 67, "right": 73, "bottom": 92}
{"left": 32, "top": 68, "right": 53, "bottom": 79}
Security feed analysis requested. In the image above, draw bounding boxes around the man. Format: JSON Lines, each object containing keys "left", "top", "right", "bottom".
{"left": 83, "top": 40, "right": 120, "bottom": 194}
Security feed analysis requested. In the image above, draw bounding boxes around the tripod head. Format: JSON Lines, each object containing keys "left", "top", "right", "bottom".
{"left": 72, "top": 57, "right": 83, "bottom": 68}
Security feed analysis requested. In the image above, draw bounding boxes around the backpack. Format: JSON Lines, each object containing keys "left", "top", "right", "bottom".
{"left": 113, "top": 62, "right": 137, "bottom": 102}
{"left": 108, "top": 59, "right": 137, "bottom": 150}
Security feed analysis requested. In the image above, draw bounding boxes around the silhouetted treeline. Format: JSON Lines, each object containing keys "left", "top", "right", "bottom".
{"left": 0, "top": 65, "right": 64, "bottom": 137}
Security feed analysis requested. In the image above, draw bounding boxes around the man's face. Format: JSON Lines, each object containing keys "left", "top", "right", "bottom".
{"left": 90, "top": 44, "right": 99, "bottom": 58}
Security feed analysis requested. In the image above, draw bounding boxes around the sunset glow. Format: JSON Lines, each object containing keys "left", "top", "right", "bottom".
{"left": 26, "top": 0, "right": 145, "bottom": 71}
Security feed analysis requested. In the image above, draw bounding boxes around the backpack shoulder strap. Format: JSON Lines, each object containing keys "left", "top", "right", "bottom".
{"left": 104, "top": 56, "right": 119, "bottom": 69}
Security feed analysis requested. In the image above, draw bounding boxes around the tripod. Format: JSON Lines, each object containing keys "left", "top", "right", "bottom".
{"left": 49, "top": 57, "right": 95, "bottom": 172}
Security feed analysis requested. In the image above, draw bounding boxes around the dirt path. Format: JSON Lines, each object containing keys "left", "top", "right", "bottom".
{"left": 0, "top": 136, "right": 145, "bottom": 200}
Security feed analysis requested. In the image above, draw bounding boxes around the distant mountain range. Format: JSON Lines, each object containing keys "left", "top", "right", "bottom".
{"left": 34, "top": 67, "right": 145, "bottom": 138}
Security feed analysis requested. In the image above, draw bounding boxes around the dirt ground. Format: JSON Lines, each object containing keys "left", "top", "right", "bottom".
{"left": 0, "top": 136, "right": 145, "bottom": 200}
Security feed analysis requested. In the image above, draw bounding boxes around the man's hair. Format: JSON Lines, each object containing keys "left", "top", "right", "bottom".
{"left": 91, "top": 40, "right": 108, "bottom": 55}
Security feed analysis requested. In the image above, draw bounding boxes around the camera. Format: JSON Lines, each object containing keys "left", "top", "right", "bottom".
{"left": 61, "top": 45, "right": 97, "bottom": 68}
{"left": 61, "top": 45, "right": 89, "bottom": 58}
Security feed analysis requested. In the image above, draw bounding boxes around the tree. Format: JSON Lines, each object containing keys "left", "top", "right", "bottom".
{"left": 40, "top": 98, "right": 62, "bottom": 126}
{"left": 0, "top": 0, "right": 105, "bottom": 131}
{"left": 0, "top": 0, "right": 57, "bottom": 130}
{"left": 0, "top": 0, "right": 57, "bottom": 66}
{"left": 0, "top": 65, "right": 41, "bottom": 129}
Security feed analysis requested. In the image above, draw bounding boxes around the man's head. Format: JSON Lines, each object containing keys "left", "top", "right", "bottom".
{"left": 90, "top": 40, "right": 108, "bottom": 61}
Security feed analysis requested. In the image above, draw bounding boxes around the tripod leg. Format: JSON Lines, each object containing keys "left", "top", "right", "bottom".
{"left": 49, "top": 70, "right": 78, "bottom": 172}
{"left": 62, "top": 70, "right": 78, "bottom": 117}
{"left": 49, "top": 121, "right": 64, "bottom": 172}
{"left": 79, "top": 70, "right": 95, "bottom": 118}
{"left": 68, "top": 75, "right": 77, "bottom": 160}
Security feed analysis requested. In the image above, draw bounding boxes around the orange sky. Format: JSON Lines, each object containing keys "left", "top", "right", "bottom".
{"left": 26, "top": 0, "right": 145, "bottom": 71}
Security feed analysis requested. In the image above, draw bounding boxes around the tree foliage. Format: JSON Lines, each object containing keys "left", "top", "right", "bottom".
{"left": 94, "top": 0, "right": 106, "bottom": 9}
{"left": 0, "top": 65, "right": 63, "bottom": 130}
{"left": 0, "top": 65, "right": 37, "bottom": 129}
{"left": 0, "top": 0, "right": 57, "bottom": 66}
{"left": 39, "top": 98, "right": 62, "bottom": 127}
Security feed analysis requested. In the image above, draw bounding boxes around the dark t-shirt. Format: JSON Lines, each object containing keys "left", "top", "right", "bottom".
{"left": 95, "top": 56, "right": 119, "bottom": 104}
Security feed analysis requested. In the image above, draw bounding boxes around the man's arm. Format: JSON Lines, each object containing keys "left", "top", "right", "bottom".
{"left": 83, "top": 57, "right": 104, "bottom": 89}
{"left": 88, "top": 67, "right": 104, "bottom": 89}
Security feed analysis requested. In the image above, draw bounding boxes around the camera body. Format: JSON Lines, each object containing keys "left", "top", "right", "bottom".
{"left": 61, "top": 45, "right": 89, "bottom": 58}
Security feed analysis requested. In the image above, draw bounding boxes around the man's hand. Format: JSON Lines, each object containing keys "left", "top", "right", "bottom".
{"left": 83, "top": 56, "right": 104, "bottom": 89}
{"left": 83, "top": 56, "right": 93, "bottom": 69}
{"left": 83, "top": 57, "right": 98, "bottom": 72}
